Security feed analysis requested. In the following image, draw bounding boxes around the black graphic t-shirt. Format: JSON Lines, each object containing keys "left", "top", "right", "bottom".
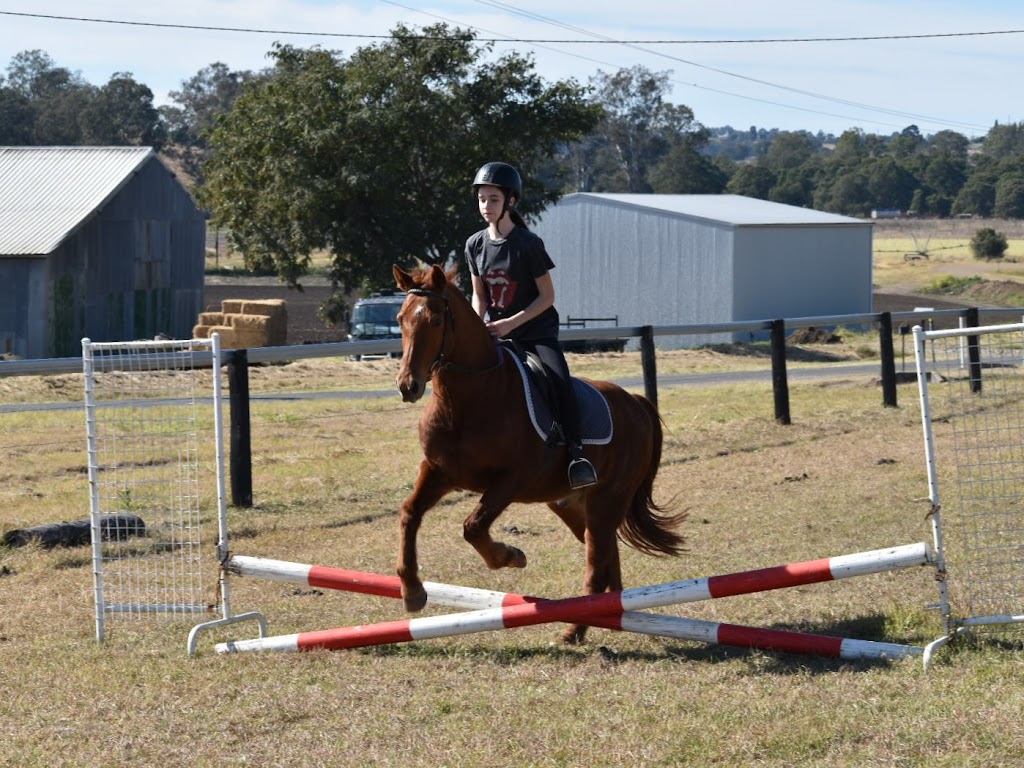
{"left": 464, "top": 226, "right": 560, "bottom": 341}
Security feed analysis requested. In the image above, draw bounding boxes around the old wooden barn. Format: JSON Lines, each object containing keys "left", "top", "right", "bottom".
{"left": 0, "top": 146, "right": 205, "bottom": 358}
{"left": 531, "top": 193, "right": 872, "bottom": 348}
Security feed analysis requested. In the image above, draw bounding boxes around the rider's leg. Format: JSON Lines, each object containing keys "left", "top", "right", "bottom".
{"left": 533, "top": 340, "right": 597, "bottom": 489}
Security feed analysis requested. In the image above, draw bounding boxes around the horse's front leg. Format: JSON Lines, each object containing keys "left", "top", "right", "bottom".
{"left": 463, "top": 483, "right": 528, "bottom": 571}
{"left": 398, "top": 459, "right": 454, "bottom": 612}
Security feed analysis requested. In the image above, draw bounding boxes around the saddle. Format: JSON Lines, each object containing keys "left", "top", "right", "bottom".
{"left": 500, "top": 341, "right": 613, "bottom": 446}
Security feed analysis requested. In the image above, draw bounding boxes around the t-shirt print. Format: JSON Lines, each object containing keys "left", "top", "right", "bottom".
{"left": 482, "top": 268, "right": 517, "bottom": 310}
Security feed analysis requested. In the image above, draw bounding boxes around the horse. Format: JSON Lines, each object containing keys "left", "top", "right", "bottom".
{"left": 391, "top": 263, "right": 687, "bottom": 644}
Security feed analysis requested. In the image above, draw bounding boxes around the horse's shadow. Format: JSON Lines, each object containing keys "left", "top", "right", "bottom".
{"left": 361, "top": 612, "right": 923, "bottom": 675}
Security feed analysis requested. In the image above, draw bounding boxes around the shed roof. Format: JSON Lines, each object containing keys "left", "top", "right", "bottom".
{"left": 0, "top": 146, "right": 155, "bottom": 256}
{"left": 559, "top": 193, "right": 868, "bottom": 227}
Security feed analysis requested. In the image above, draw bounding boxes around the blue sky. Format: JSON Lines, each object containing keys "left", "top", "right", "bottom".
{"left": 1, "top": 1, "right": 1022, "bottom": 138}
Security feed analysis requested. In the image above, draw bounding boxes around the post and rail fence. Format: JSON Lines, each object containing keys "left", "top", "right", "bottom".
{"left": 3, "top": 306, "right": 1022, "bottom": 509}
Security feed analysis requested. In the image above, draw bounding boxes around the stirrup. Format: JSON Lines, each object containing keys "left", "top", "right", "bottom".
{"left": 568, "top": 456, "right": 598, "bottom": 489}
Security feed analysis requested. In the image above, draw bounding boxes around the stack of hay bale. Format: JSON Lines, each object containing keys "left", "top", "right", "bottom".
{"left": 193, "top": 299, "right": 288, "bottom": 348}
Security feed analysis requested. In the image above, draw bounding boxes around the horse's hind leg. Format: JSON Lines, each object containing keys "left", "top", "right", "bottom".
{"left": 562, "top": 502, "right": 624, "bottom": 645}
{"left": 463, "top": 485, "right": 527, "bottom": 571}
{"left": 397, "top": 460, "right": 455, "bottom": 612}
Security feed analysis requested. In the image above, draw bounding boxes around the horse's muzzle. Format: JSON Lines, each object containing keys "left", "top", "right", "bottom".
{"left": 397, "top": 375, "right": 425, "bottom": 403}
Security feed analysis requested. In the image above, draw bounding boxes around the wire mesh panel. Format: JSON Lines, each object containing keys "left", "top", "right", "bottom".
{"left": 82, "top": 337, "right": 222, "bottom": 642}
{"left": 915, "top": 322, "right": 1024, "bottom": 642}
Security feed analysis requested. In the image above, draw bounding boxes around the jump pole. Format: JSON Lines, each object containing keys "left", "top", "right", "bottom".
{"left": 224, "top": 554, "right": 921, "bottom": 659}
{"left": 216, "top": 542, "right": 932, "bottom": 657}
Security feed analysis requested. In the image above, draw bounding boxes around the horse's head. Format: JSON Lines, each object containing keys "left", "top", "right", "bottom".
{"left": 393, "top": 264, "right": 454, "bottom": 403}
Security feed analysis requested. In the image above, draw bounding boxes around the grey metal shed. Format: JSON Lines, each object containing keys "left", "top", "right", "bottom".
{"left": 531, "top": 193, "right": 873, "bottom": 348}
{"left": 0, "top": 146, "right": 206, "bottom": 358}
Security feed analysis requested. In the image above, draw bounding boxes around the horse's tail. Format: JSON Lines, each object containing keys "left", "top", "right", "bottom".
{"left": 618, "top": 394, "right": 688, "bottom": 557}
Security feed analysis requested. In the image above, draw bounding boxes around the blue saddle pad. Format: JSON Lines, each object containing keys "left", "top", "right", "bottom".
{"left": 507, "top": 352, "right": 613, "bottom": 446}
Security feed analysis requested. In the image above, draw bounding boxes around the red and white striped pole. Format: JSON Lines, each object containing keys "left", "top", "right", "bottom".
{"left": 217, "top": 543, "right": 931, "bottom": 657}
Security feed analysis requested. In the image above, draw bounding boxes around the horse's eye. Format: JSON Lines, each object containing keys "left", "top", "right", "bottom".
{"left": 429, "top": 314, "right": 443, "bottom": 328}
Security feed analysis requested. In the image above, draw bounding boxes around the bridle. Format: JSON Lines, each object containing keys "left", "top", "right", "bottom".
{"left": 407, "top": 287, "right": 455, "bottom": 376}
{"left": 406, "top": 287, "right": 504, "bottom": 377}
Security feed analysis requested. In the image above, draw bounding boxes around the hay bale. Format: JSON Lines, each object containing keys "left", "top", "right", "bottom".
{"left": 221, "top": 299, "right": 246, "bottom": 314}
{"left": 240, "top": 300, "right": 288, "bottom": 346}
{"left": 198, "top": 312, "right": 224, "bottom": 325}
{"left": 208, "top": 325, "right": 236, "bottom": 347}
{"left": 193, "top": 324, "right": 211, "bottom": 339}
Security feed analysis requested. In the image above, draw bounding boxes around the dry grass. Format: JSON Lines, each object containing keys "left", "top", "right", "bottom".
{"left": 2, "top": 354, "right": 1024, "bottom": 767}
{"left": 872, "top": 217, "right": 1024, "bottom": 292}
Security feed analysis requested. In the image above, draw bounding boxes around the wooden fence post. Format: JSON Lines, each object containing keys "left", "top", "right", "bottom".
{"left": 640, "top": 326, "right": 658, "bottom": 411}
{"left": 770, "top": 319, "right": 791, "bottom": 425}
{"left": 878, "top": 312, "right": 898, "bottom": 408}
{"left": 227, "top": 349, "right": 253, "bottom": 508}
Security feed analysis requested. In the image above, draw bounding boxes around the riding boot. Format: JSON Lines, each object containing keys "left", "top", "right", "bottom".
{"left": 567, "top": 443, "right": 598, "bottom": 489}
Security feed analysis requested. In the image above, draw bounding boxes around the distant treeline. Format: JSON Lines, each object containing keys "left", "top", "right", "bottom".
{"left": 3, "top": 43, "right": 1023, "bottom": 223}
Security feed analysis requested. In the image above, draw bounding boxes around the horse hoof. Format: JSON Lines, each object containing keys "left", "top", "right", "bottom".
{"left": 402, "top": 584, "right": 428, "bottom": 612}
{"left": 561, "top": 625, "right": 587, "bottom": 645}
{"left": 508, "top": 546, "right": 527, "bottom": 569}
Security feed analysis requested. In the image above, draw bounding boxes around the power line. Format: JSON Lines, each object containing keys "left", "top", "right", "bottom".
{"left": 0, "top": 7, "right": 998, "bottom": 133}
{"left": 470, "top": 0, "right": 990, "bottom": 134}
{"left": 1, "top": 10, "right": 1021, "bottom": 45}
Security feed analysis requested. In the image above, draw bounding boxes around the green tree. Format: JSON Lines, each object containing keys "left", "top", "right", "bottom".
{"left": 82, "top": 72, "right": 165, "bottom": 147}
{"left": 762, "top": 130, "right": 818, "bottom": 172}
{"left": 582, "top": 66, "right": 708, "bottom": 193}
{"left": 994, "top": 173, "right": 1024, "bottom": 219}
{"left": 201, "top": 26, "right": 600, "bottom": 311}
{"left": 970, "top": 227, "right": 1008, "bottom": 260}
{"left": 726, "top": 164, "right": 776, "bottom": 199}
{"left": 160, "top": 62, "right": 263, "bottom": 183}
{"left": 981, "top": 122, "right": 1024, "bottom": 160}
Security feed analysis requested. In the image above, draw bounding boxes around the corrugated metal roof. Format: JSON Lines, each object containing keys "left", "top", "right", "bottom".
{"left": 564, "top": 193, "right": 868, "bottom": 227}
{"left": 0, "top": 146, "right": 154, "bottom": 256}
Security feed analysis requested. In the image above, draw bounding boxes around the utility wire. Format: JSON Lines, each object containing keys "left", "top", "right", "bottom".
{"left": 471, "top": 0, "right": 989, "bottom": 133}
{"left": 0, "top": 7, "right": 998, "bottom": 133}
{"left": 1, "top": 10, "right": 1021, "bottom": 45}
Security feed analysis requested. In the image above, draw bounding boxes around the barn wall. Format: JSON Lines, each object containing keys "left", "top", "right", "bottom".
{"left": 44, "top": 157, "right": 205, "bottom": 356}
{"left": 0, "top": 258, "right": 46, "bottom": 358}
{"left": 731, "top": 225, "right": 873, "bottom": 321}
{"left": 533, "top": 198, "right": 736, "bottom": 349}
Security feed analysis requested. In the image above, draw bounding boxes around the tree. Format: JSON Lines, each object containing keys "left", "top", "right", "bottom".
{"left": 160, "top": 62, "right": 263, "bottom": 183}
{"left": 82, "top": 73, "right": 165, "bottom": 147}
{"left": 726, "top": 164, "right": 776, "bottom": 199}
{"left": 866, "top": 157, "right": 917, "bottom": 211}
{"left": 4, "top": 49, "right": 94, "bottom": 144}
{"left": 762, "top": 130, "right": 818, "bottom": 172}
{"left": 201, "top": 26, "right": 601, "bottom": 313}
{"left": 981, "top": 122, "right": 1024, "bottom": 161}
{"left": 952, "top": 161, "right": 998, "bottom": 217}
{"left": 970, "top": 227, "right": 1008, "bottom": 260}
{"left": 581, "top": 66, "right": 708, "bottom": 193}
{"left": 994, "top": 173, "right": 1024, "bottom": 219}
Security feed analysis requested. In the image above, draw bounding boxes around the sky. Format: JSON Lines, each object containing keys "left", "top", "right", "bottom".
{"left": 1, "top": 1, "right": 1022, "bottom": 139}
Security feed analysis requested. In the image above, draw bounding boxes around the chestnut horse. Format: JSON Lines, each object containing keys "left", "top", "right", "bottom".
{"left": 392, "top": 264, "right": 687, "bottom": 643}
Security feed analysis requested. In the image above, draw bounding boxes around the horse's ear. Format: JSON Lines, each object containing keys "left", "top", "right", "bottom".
{"left": 427, "top": 264, "right": 448, "bottom": 292}
{"left": 393, "top": 264, "right": 414, "bottom": 291}
{"left": 445, "top": 264, "right": 461, "bottom": 288}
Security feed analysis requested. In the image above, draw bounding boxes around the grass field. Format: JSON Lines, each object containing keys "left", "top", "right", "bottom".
{"left": 2, "top": 349, "right": 1023, "bottom": 767}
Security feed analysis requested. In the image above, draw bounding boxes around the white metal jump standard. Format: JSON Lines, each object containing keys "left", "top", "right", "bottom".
{"left": 914, "top": 322, "right": 1024, "bottom": 667}
{"left": 215, "top": 543, "right": 933, "bottom": 657}
{"left": 82, "top": 334, "right": 266, "bottom": 653}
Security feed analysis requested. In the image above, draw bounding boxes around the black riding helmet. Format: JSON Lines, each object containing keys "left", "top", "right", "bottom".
{"left": 472, "top": 162, "right": 522, "bottom": 209}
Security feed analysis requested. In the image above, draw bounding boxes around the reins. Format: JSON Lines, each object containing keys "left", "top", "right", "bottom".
{"left": 407, "top": 287, "right": 505, "bottom": 377}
